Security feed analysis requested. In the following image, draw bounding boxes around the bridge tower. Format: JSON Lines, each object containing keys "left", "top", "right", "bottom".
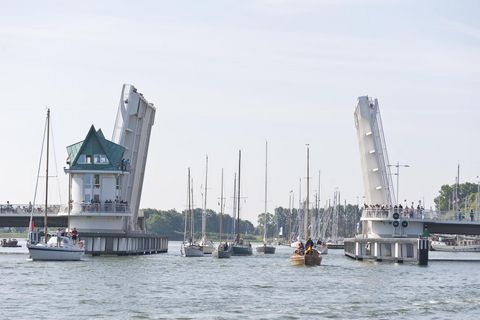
{"left": 61, "top": 84, "right": 155, "bottom": 234}
{"left": 354, "top": 96, "right": 395, "bottom": 207}
{"left": 112, "top": 84, "right": 156, "bottom": 232}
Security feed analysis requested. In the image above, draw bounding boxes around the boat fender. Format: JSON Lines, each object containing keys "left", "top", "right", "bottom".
{"left": 402, "top": 221, "right": 408, "bottom": 228}
{"left": 393, "top": 221, "right": 400, "bottom": 228}
{"left": 393, "top": 212, "right": 400, "bottom": 220}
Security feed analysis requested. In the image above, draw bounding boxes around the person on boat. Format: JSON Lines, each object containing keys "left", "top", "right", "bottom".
{"left": 56, "top": 228, "right": 63, "bottom": 247}
{"left": 71, "top": 227, "right": 78, "bottom": 244}
{"left": 224, "top": 242, "right": 229, "bottom": 250}
{"left": 306, "top": 238, "right": 314, "bottom": 249}
{"left": 295, "top": 242, "right": 304, "bottom": 255}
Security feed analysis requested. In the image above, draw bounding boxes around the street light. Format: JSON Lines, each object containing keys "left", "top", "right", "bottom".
{"left": 388, "top": 161, "right": 410, "bottom": 206}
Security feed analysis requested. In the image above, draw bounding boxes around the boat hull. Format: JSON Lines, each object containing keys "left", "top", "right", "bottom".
{"left": 27, "top": 244, "right": 84, "bottom": 261}
{"left": 201, "top": 244, "right": 215, "bottom": 254}
{"left": 317, "top": 245, "right": 328, "bottom": 255}
{"left": 290, "top": 253, "right": 322, "bottom": 266}
{"left": 181, "top": 244, "right": 204, "bottom": 257}
{"left": 232, "top": 244, "right": 252, "bottom": 256}
{"left": 431, "top": 241, "right": 480, "bottom": 252}
{"left": 256, "top": 245, "right": 276, "bottom": 254}
{"left": 213, "top": 247, "right": 232, "bottom": 258}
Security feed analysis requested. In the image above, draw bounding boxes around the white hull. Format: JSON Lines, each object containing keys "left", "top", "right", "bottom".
{"left": 291, "top": 240, "right": 303, "bottom": 248}
{"left": 317, "top": 245, "right": 328, "bottom": 255}
{"left": 181, "top": 244, "right": 204, "bottom": 257}
{"left": 27, "top": 244, "right": 84, "bottom": 261}
{"left": 431, "top": 241, "right": 480, "bottom": 252}
{"left": 200, "top": 243, "right": 215, "bottom": 254}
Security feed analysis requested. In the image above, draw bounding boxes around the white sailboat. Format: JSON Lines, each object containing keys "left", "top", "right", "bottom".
{"left": 27, "top": 109, "right": 84, "bottom": 261}
{"left": 199, "top": 156, "right": 214, "bottom": 254}
{"left": 213, "top": 168, "right": 231, "bottom": 258}
{"left": 181, "top": 168, "right": 204, "bottom": 257}
{"left": 256, "top": 141, "right": 275, "bottom": 254}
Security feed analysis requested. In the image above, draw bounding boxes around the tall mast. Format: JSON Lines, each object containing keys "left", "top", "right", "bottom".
{"left": 44, "top": 109, "right": 50, "bottom": 242}
{"left": 202, "top": 155, "right": 208, "bottom": 241}
{"left": 237, "top": 150, "right": 241, "bottom": 239}
{"left": 220, "top": 168, "right": 224, "bottom": 242}
{"left": 190, "top": 177, "right": 194, "bottom": 239}
{"left": 264, "top": 141, "right": 268, "bottom": 243}
{"left": 185, "top": 168, "right": 190, "bottom": 243}
{"left": 232, "top": 172, "right": 237, "bottom": 238}
{"left": 317, "top": 170, "right": 321, "bottom": 239}
{"left": 305, "top": 144, "right": 310, "bottom": 240}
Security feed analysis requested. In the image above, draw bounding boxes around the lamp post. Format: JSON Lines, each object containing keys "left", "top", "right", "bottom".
{"left": 388, "top": 162, "right": 410, "bottom": 206}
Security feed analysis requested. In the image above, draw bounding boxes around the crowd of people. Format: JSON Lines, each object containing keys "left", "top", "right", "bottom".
{"left": 363, "top": 201, "right": 426, "bottom": 219}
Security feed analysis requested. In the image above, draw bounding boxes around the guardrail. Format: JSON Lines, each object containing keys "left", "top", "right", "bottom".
{"left": 0, "top": 203, "right": 60, "bottom": 215}
{"left": 362, "top": 208, "right": 480, "bottom": 222}
{"left": 0, "top": 202, "right": 129, "bottom": 215}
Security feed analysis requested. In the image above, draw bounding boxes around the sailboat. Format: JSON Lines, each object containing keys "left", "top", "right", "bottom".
{"left": 256, "top": 141, "right": 275, "bottom": 254}
{"left": 27, "top": 109, "right": 84, "bottom": 261}
{"left": 199, "top": 156, "right": 214, "bottom": 254}
{"left": 231, "top": 150, "right": 253, "bottom": 256}
{"left": 291, "top": 144, "right": 321, "bottom": 266}
{"left": 213, "top": 168, "right": 231, "bottom": 258}
{"left": 181, "top": 168, "right": 204, "bottom": 257}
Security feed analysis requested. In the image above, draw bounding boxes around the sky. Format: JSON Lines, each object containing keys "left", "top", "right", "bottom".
{"left": 0, "top": 0, "right": 479, "bottom": 225}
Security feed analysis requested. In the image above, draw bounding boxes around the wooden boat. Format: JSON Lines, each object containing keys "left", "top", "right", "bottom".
{"left": 213, "top": 169, "right": 231, "bottom": 259}
{"left": 290, "top": 145, "right": 321, "bottom": 266}
{"left": 1, "top": 238, "right": 21, "bottom": 247}
{"left": 256, "top": 141, "right": 276, "bottom": 255}
{"left": 290, "top": 251, "right": 322, "bottom": 266}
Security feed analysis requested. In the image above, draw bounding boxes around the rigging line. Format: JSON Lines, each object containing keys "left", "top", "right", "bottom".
{"left": 30, "top": 111, "right": 48, "bottom": 230}
{"left": 49, "top": 114, "right": 63, "bottom": 205}
{"left": 32, "top": 115, "right": 48, "bottom": 208}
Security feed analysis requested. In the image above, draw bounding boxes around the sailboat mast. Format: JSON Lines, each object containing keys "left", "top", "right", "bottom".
{"left": 185, "top": 168, "right": 190, "bottom": 243}
{"left": 237, "top": 150, "right": 241, "bottom": 238}
{"left": 44, "top": 109, "right": 50, "bottom": 242}
{"left": 190, "top": 177, "right": 194, "bottom": 239}
{"left": 232, "top": 172, "right": 237, "bottom": 237}
{"left": 220, "top": 168, "right": 224, "bottom": 242}
{"left": 202, "top": 155, "right": 208, "bottom": 241}
{"left": 305, "top": 144, "right": 310, "bottom": 240}
{"left": 264, "top": 141, "right": 268, "bottom": 243}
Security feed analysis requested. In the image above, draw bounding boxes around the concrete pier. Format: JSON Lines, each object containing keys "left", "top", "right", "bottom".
{"left": 344, "top": 237, "right": 429, "bottom": 264}
{"left": 80, "top": 232, "right": 168, "bottom": 256}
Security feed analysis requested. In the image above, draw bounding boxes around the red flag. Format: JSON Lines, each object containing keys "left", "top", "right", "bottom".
{"left": 29, "top": 220, "right": 35, "bottom": 231}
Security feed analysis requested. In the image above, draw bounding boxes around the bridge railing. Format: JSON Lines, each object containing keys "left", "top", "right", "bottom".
{"left": 0, "top": 203, "right": 60, "bottom": 215}
{"left": 362, "top": 208, "right": 480, "bottom": 222}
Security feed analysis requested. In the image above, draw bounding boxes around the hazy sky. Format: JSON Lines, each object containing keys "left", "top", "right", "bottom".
{"left": 1, "top": 0, "right": 479, "bottom": 224}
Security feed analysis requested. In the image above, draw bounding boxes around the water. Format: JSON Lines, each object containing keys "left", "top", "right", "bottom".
{"left": 2, "top": 240, "right": 480, "bottom": 319}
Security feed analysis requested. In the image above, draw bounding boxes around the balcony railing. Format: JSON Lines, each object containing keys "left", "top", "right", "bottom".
{"left": 65, "top": 202, "right": 130, "bottom": 214}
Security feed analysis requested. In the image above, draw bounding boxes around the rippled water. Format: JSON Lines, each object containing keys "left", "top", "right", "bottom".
{"left": 2, "top": 240, "right": 480, "bottom": 319}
